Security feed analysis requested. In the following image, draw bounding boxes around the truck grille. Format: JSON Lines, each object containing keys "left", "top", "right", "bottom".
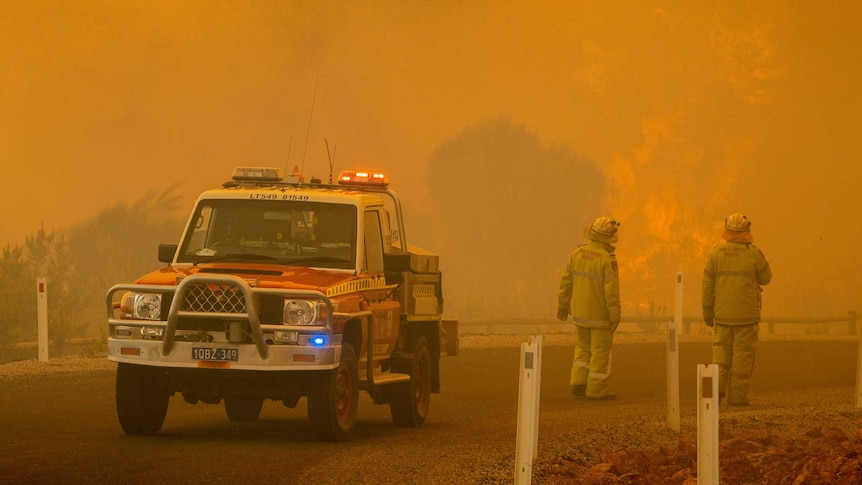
{"left": 181, "top": 284, "right": 246, "bottom": 313}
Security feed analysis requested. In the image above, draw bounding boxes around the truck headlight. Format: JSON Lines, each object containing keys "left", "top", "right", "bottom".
{"left": 121, "top": 292, "right": 163, "bottom": 320}
{"left": 283, "top": 299, "right": 316, "bottom": 325}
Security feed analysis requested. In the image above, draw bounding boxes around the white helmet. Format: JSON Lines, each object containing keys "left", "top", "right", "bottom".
{"left": 725, "top": 213, "right": 751, "bottom": 232}
{"left": 584, "top": 217, "right": 620, "bottom": 243}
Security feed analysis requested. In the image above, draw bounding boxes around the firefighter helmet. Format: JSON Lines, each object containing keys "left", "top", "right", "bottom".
{"left": 584, "top": 217, "right": 620, "bottom": 244}
{"left": 725, "top": 213, "right": 751, "bottom": 232}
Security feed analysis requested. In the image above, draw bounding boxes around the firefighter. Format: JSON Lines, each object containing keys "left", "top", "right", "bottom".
{"left": 702, "top": 213, "right": 772, "bottom": 406}
{"left": 557, "top": 216, "right": 621, "bottom": 400}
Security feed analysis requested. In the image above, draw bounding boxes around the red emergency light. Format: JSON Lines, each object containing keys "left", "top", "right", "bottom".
{"left": 337, "top": 170, "right": 389, "bottom": 187}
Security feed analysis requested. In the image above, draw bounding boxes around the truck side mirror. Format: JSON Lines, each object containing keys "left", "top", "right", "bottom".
{"left": 158, "top": 244, "right": 178, "bottom": 263}
{"left": 383, "top": 253, "right": 410, "bottom": 285}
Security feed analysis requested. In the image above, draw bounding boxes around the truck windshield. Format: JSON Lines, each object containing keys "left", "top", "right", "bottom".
{"left": 176, "top": 199, "right": 357, "bottom": 269}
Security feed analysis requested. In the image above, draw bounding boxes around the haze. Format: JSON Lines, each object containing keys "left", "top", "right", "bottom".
{"left": 2, "top": 2, "right": 860, "bottom": 321}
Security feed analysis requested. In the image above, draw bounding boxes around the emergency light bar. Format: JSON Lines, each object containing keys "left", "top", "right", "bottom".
{"left": 232, "top": 167, "right": 283, "bottom": 182}
{"left": 337, "top": 170, "right": 388, "bottom": 187}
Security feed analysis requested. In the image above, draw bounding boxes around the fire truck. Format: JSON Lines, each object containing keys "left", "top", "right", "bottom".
{"left": 105, "top": 167, "right": 457, "bottom": 441}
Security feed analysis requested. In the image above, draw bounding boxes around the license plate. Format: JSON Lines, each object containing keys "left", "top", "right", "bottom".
{"left": 192, "top": 347, "right": 239, "bottom": 362}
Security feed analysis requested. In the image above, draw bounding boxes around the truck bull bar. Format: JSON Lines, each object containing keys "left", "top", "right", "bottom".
{"left": 106, "top": 274, "right": 334, "bottom": 361}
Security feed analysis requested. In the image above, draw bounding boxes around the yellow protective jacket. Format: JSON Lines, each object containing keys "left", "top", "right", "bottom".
{"left": 702, "top": 242, "right": 772, "bottom": 325}
{"left": 558, "top": 241, "right": 621, "bottom": 329}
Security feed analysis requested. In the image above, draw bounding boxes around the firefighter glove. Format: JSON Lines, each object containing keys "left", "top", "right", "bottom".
{"left": 557, "top": 309, "right": 569, "bottom": 321}
{"left": 704, "top": 318, "right": 714, "bottom": 327}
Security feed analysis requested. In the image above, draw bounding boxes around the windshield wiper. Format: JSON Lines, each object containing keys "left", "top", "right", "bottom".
{"left": 196, "top": 253, "right": 279, "bottom": 264}
{"left": 288, "top": 256, "right": 352, "bottom": 266}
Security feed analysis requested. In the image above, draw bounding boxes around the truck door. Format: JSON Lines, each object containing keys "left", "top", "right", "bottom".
{"left": 364, "top": 210, "right": 385, "bottom": 273}
{"left": 364, "top": 209, "right": 400, "bottom": 360}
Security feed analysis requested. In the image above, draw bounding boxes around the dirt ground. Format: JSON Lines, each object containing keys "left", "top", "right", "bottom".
{"left": 467, "top": 332, "right": 862, "bottom": 484}
{"left": 539, "top": 420, "right": 862, "bottom": 484}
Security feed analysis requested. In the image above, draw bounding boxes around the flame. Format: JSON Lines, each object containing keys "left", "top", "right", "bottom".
{"left": 602, "top": 112, "right": 731, "bottom": 316}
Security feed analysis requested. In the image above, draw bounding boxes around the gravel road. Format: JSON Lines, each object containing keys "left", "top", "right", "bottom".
{"left": 0, "top": 333, "right": 858, "bottom": 484}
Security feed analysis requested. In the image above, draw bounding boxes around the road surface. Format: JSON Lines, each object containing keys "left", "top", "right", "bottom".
{"left": 0, "top": 335, "right": 856, "bottom": 484}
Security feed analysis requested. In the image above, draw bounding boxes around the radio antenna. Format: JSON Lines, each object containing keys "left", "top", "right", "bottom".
{"left": 325, "top": 138, "right": 336, "bottom": 184}
{"left": 300, "top": 74, "right": 319, "bottom": 176}
{"left": 283, "top": 136, "right": 293, "bottom": 177}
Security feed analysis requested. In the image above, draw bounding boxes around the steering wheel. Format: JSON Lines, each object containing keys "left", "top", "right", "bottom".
{"left": 210, "top": 240, "right": 244, "bottom": 252}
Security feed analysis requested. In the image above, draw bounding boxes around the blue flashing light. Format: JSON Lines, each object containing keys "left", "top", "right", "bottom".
{"left": 232, "top": 167, "right": 282, "bottom": 182}
{"left": 310, "top": 335, "right": 327, "bottom": 347}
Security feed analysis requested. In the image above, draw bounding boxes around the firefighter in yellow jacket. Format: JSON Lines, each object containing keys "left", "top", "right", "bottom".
{"left": 558, "top": 217, "right": 621, "bottom": 400}
{"left": 702, "top": 213, "right": 772, "bottom": 406}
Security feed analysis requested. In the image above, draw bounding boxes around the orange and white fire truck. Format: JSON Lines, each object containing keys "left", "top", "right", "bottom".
{"left": 105, "top": 167, "right": 457, "bottom": 441}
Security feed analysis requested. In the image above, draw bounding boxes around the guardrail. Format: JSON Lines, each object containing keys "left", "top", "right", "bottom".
{"left": 458, "top": 311, "right": 860, "bottom": 336}
{"left": 10, "top": 311, "right": 858, "bottom": 350}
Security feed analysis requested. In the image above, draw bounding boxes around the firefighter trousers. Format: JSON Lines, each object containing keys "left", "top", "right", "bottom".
{"left": 713, "top": 323, "right": 758, "bottom": 405}
{"left": 570, "top": 325, "right": 614, "bottom": 398}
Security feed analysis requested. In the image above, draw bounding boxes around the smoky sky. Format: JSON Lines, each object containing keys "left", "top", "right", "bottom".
{"left": 2, "top": 2, "right": 861, "bottom": 319}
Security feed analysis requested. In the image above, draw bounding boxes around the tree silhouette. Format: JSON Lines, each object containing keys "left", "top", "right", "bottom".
{"left": 0, "top": 245, "right": 27, "bottom": 359}
{"left": 0, "top": 185, "right": 185, "bottom": 361}
{"left": 423, "top": 116, "right": 605, "bottom": 320}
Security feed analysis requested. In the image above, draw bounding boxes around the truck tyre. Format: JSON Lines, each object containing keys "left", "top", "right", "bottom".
{"left": 116, "top": 362, "right": 170, "bottom": 435}
{"left": 224, "top": 395, "right": 264, "bottom": 422}
{"left": 307, "top": 342, "right": 359, "bottom": 441}
{"left": 390, "top": 335, "right": 431, "bottom": 427}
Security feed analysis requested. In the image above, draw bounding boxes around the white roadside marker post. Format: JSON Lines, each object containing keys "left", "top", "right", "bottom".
{"left": 37, "top": 277, "right": 49, "bottom": 362}
{"left": 515, "top": 338, "right": 541, "bottom": 484}
{"left": 529, "top": 335, "right": 543, "bottom": 459}
{"left": 667, "top": 272, "right": 682, "bottom": 432}
{"left": 856, "top": 325, "right": 862, "bottom": 408}
{"left": 698, "top": 364, "right": 720, "bottom": 484}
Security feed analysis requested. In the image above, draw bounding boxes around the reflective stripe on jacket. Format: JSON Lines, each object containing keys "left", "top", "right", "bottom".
{"left": 702, "top": 242, "right": 772, "bottom": 325}
{"left": 558, "top": 241, "right": 620, "bottom": 329}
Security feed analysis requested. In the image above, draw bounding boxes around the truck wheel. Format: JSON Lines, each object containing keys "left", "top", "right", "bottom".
{"left": 307, "top": 342, "right": 359, "bottom": 441}
{"left": 224, "top": 395, "right": 264, "bottom": 422}
{"left": 390, "top": 336, "right": 431, "bottom": 427}
{"left": 116, "top": 362, "right": 170, "bottom": 435}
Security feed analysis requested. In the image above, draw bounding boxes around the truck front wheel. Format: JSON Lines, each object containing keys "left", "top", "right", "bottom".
{"left": 307, "top": 342, "right": 359, "bottom": 441}
{"left": 116, "top": 362, "right": 170, "bottom": 435}
{"left": 390, "top": 335, "right": 431, "bottom": 427}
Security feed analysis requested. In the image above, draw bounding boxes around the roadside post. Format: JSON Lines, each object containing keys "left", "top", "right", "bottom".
{"left": 37, "top": 277, "right": 48, "bottom": 362}
{"left": 515, "top": 337, "right": 542, "bottom": 484}
{"left": 529, "top": 335, "right": 542, "bottom": 458}
{"left": 666, "top": 272, "right": 682, "bottom": 432}
{"left": 855, "top": 323, "right": 862, "bottom": 408}
{"left": 698, "top": 364, "right": 720, "bottom": 484}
